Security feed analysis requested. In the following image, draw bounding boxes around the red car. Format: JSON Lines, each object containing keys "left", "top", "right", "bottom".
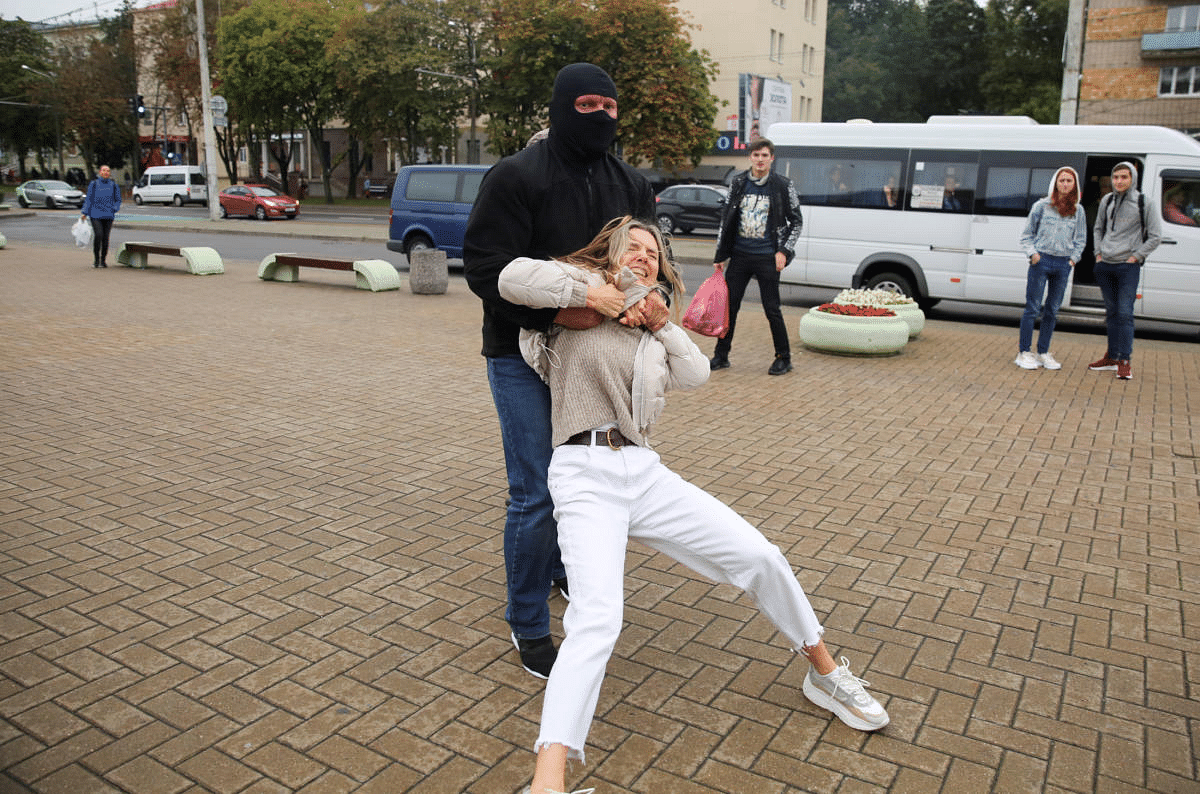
{"left": 218, "top": 184, "right": 299, "bottom": 220}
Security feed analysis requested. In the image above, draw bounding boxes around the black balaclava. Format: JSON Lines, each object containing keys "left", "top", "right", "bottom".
{"left": 549, "top": 63, "right": 618, "bottom": 162}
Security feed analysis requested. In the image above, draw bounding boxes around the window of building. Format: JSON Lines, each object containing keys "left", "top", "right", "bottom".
{"left": 778, "top": 32, "right": 784, "bottom": 62}
{"left": 1159, "top": 66, "right": 1200, "bottom": 95}
{"left": 770, "top": 29, "right": 777, "bottom": 61}
{"left": 1166, "top": 5, "right": 1200, "bottom": 32}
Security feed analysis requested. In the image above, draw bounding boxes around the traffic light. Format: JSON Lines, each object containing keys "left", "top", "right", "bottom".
{"left": 136, "top": 95, "right": 145, "bottom": 118}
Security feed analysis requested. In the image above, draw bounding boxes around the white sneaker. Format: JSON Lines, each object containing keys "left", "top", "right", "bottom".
{"left": 1014, "top": 351, "right": 1041, "bottom": 369}
{"left": 802, "top": 657, "right": 890, "bottom": 731}
{"left": 1038, "top": 352, "right": 1062, "bottom": 370}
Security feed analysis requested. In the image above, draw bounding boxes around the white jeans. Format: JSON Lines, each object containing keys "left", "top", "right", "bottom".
{"left": 537, "top": 443, "right": 825, "bottom": 761}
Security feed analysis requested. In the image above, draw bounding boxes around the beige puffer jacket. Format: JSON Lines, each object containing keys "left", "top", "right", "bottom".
{"left": 498, "top": 257, "right": 710, "bottom": 440}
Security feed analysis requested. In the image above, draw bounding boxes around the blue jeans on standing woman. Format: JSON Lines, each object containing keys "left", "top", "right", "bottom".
{"left": 1019, "top": 254, "right": 1072, "bottom": 355}
{"left": 1093, "top": 260, "right": 1140, "bottom": 361}
{"left": 486, "top": 354, "right": 565, "bottom": 641}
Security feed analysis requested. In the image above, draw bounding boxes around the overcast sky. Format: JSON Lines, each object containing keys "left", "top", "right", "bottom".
{"left": 3, "top": 0, "right": 154, "bottom": 26}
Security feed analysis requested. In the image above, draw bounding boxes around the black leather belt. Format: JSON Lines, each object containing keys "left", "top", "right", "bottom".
{"left": 563, "top": 428, "right": 634, "bottom": 449}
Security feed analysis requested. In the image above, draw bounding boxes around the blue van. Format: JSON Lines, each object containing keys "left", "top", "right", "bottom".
{"left": 386, "top": 165, "right": 491, "bottom": 258}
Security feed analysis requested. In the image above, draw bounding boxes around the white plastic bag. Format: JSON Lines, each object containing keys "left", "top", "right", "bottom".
{"left": 72, "top": 217, "right": 93, "bottom": 248}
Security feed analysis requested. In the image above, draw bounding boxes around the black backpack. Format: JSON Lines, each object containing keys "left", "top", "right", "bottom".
{"left": 1098, "top": 191, "right": 1148, "bottom": 244}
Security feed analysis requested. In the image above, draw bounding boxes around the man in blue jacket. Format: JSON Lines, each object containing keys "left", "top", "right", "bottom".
{"left": 81, "top": 165, "right": 122, "bottom": 268}
{"left": 463, "top": 63, "right": 661, "bottom": 680}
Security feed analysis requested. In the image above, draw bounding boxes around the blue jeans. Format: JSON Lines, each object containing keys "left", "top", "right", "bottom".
{"left": 1094, "top": 260, "right": 1140, "bottom": 360}
{"left": 713, "top": 253, "right": 790, "bottom": 358}
{"left": 1019, "top": 254, "right": 1072, "bottom": 354}
{"left": 486, "top": 354, "right": 564, "bottom": 639}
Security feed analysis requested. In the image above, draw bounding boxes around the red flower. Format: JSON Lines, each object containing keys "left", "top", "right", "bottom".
{"left": 815, "top": 303, "right": 897, "bottom": 317}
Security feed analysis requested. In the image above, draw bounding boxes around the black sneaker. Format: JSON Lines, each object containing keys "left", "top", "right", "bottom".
{"left": 709, "top": 354, "right": 730, "bottom": 370}
{"left": 768, "top": 353, "right": 793, "bottom": 375}
{"left": 511, "top": 632, "right": 557, "bottom": 679}
{"left": 553, "top": 577, "right": 570, "bottom": 601}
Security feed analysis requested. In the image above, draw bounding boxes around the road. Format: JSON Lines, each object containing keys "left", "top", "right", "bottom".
{"left": 2, "top": 203, "right": 1195, "bottom": 344}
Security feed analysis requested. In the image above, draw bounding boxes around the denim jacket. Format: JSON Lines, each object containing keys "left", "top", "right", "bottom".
{"left": 1020, "top": 198, "right": 1087, "bottom": 263}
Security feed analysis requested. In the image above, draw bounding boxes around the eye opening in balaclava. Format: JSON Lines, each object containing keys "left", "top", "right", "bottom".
{"left": 549, "top": 63, "right": 618, "bottom": 162}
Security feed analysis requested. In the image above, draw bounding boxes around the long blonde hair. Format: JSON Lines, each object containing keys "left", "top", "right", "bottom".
{"left": 560, "top": 216, "right": 686, "bottom": 313}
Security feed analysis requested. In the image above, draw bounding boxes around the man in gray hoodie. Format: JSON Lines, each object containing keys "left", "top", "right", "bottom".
{"left": 1087, "top": 162, "right": 1161, "bottom": 380}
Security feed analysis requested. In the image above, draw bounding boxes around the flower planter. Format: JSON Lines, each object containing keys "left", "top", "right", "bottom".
{"left": 890, "top": 303, "right": 925, "bottom": 338}
{"left": 798, "top": 308, "right": 909, "bottom": 355}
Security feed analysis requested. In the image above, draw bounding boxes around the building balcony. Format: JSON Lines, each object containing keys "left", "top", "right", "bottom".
{"left": 1141, "top": 30, "right": 1200, "bottom": 58}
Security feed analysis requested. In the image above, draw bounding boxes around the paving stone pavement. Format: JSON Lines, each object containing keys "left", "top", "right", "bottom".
{"left": 0, "top": 238, "right": 1197, "bottom": 794}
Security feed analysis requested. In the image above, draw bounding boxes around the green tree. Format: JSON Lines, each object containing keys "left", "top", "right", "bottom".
{"left": 329, "top": 0, "right": 470, "bottom": 185}
{"left": 218, "top": 0, "right": 354, "bottom": 201}
{"left": 52, "top": 5, "right": 138, "bottom": 175}
{"left": 0, "top": 18, "right": 55, "bottom": 179}
{"left": 917, "top": 0, "right": 988, "bottom": 118}
{"left": 823, "top": 0, "right": 927, "bottom": 122}
{"left": 485, "top": 0, "right": 718, "bottom": 169}
{"left": 483, "top": 0, "right": 589, "bottom": 156}
{"left": 587, "top": 0, "right": 719, "bottom": 170}
{"left": 981, "top": 0, "right": 1068, "bottom": 122}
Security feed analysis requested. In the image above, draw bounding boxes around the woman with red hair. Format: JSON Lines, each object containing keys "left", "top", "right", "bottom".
{"left": 1014, "top": 166, "right": 1088, "bottom": 371}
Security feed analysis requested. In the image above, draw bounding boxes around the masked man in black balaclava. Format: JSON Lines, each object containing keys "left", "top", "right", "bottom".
{"left": 463, "top": 64, "right": 661, "bottom": 681}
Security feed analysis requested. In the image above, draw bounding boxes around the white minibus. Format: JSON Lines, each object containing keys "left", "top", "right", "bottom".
{"left": 133, "top": 165, "right": 209, "bottom": 207}
{"left": 767, "top": 120, "right": 1200, "bottom": 325}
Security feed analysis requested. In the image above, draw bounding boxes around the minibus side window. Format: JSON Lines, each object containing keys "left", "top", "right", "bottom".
{"left": 908, "top": 155, "right": 977, "bottom": 213}
{"left": 1161, "top": 175, "right": 1200, "bottom": 227}
{"left": 780, "top": 149, "right": 906, "bottom": 209}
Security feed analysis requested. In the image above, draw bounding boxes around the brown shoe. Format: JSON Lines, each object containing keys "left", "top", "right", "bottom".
{"left": 1117, "top": 360, "right": 1132, "bottom": 380}
{"left": 1088, "top": 356, "right": 1118, "bottom": 371}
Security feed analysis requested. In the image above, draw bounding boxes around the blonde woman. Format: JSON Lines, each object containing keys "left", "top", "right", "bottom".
{"left": 499, "top": 216, "right": 889, "bottom": 794}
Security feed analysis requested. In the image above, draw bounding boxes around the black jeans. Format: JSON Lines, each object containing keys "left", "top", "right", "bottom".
{"left": 713, "top": 253, "right": 790, "bottom": 358}
{"left": 90, "top": 217, "right": 113, "bottom": 265}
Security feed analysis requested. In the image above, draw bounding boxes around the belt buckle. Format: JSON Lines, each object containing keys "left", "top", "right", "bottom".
{"left": 604, "top": 428, "right": 621, "bottom": 451}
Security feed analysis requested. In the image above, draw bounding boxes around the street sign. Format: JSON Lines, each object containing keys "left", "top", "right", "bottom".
{"left": 210, "top": 95, "right": 227, "bottom": 115}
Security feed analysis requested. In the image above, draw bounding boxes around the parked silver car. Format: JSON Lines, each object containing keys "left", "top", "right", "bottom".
{"left": 16, "top": 180, "right": 85, "bottom": 209}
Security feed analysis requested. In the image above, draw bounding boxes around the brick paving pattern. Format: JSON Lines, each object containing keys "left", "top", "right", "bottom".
{"left": 0, "top": 240, "right": 1197, "bottom": 793}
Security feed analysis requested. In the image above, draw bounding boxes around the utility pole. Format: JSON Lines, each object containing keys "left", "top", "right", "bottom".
{"left": 195, "top": 0, "right": 221, "bottom": 220}
{"left": 1059, "top": 0, "right": 1088, "bottom": 125}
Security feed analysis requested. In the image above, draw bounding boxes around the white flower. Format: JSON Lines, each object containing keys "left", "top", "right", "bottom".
{"left": 833, "top": 287, "right": 915, "bottom": 307}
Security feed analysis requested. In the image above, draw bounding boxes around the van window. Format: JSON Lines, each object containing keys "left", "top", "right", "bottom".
{"left": 190, "top": 172, "right": 206, "bottom": 185}
{"left": 161, "top": 173, "right": 185, "bottom": 186}
{"left": 461, "top": 172, "right": 484, "bottom": 203}
{"left": 407, "top": 172, "right": 459, "bottom": 202}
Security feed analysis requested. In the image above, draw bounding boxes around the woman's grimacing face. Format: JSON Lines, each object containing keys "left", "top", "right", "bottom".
{"left": 620, "top": 228, "right": 660, "bottom": 285}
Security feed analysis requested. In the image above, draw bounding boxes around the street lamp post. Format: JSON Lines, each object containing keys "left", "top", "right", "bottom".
{"left": 21, "top": 65, "right": 65, "bottom": 177}
{"left": 415, "top": 19, "right": 480, "bottom": 164}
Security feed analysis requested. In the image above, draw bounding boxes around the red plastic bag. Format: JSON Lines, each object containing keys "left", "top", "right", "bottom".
{"left": 682, "top": 273, "right": 730, "bottom": 338}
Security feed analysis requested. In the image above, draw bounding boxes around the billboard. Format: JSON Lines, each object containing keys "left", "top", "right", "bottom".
{"left": 739, "top": 74, "right": 793, "bottom": 141}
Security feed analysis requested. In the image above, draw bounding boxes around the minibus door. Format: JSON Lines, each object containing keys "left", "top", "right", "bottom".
{"left": 1142, "top": 167, "right": 1200, "bottom": 324}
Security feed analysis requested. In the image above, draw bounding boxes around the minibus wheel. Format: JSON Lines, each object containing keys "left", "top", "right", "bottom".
{"left": 864, "top": 271, "right": 916, "bottom": 301}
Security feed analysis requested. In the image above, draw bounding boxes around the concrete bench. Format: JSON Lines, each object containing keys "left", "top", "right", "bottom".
{"left": 257, "top": 253, "right": 400, "bottom": 292}
{"left": 117, "top": 242, "right": 224, "bottom": 275}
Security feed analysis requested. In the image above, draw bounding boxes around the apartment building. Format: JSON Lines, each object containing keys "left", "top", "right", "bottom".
{"left": 1078, "top": 0, "right": 1200, "bottom": 133}
{"left": 681, "top": 0, "right": 826, "bottom": 172}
